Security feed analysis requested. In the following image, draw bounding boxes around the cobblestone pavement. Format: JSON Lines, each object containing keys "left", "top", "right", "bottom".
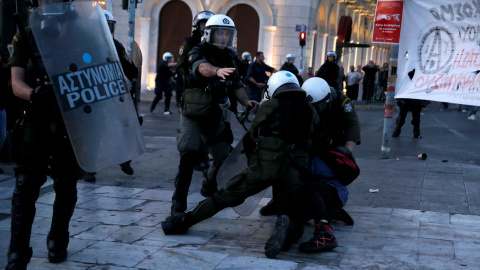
{"left": 1, "top": 97, "right": 480, "bottom": 269}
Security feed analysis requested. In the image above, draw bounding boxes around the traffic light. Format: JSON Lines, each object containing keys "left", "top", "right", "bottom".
{"left": 299, "top": 31, "right": 306, "bottom": 47}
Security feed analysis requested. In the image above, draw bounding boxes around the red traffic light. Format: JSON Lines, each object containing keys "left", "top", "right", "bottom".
{"left": 299, "top": 31, "right": 306, "bottom": 47}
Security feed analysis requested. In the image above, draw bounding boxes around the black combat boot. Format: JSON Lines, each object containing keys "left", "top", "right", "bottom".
{"left": 46, "top": 231, "right": 69, "bottom": 263}
{"left": 171, "top": 192, "right": 187, "bottom": 216}
{"left": 5, "top": 248, "right": 33, "bottom": 270}
{"left": 281, "top": 219, "right": 304, "bottom": 251}
{"left": 413, "top": 130, "right": 422, "bottom": 139}
{"left": 120, "top": 161, "right": 134, "bottom": 175}
{"left": 264, "top": 215, "right": 290, "bottom": 259}
{"left": 259, "top": 199, "right": 276, "bottom": 216}
{"left": 161, "top": 212, "right": 194, "bottom": 235}
{"left": 47, "top": 179, "right": 77, "bottom": 263}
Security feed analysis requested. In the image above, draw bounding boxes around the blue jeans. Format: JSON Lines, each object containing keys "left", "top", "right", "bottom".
{"left": 0, "top": 109, "right": 6, "bottom": 151}
{"left": 461, "top": 105, "right": 478, "bottom": 116}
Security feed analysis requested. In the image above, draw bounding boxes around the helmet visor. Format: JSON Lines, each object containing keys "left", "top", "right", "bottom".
{"left": 206, "top": 26, "right": 237, "bottom": 49}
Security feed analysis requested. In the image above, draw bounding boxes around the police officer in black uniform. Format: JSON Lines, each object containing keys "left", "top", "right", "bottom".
{"left": 171, "top": 14, "right": 255, "bottom": 216}
{"left": 315, "top": 51, "right": 339, "bottom": 90}
{"left": 280, "top": 53, "right": 303, "bottom": 85}
{"left": 6, "top": 0, "right": 86, "bottom": 268}
{"left": 238, "top": 51, "right": 251, "bottom": 81}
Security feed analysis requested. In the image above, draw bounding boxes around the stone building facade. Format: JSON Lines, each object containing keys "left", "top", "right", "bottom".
{"left": 103, "top": 0, "right": 390, "bottom": 90}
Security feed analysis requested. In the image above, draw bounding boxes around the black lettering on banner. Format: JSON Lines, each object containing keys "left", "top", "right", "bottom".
{"left": 52, "top": 61, "right": 127, "bottom": 111}
{"left": 430, "top": 1, "right": 480, "bottom": 21}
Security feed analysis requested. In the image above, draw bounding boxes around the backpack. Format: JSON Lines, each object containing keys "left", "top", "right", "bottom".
{"left": 318, "top": 149, "right": 360, "bottom": 186}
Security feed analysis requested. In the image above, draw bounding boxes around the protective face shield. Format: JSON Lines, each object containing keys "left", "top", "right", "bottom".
{"left": 202, "top": 14, "right": 237, "bottom": 49}
{"left": 35, "top": 0, "right": 73, "bottom": 39}
{"left": 242, "top": 52, "right": 251, "bottom": 61}
{"left": 163, "top": 52, "right": 174, "bottom": 62}
{"left": 103, "top": 10, "right": 116, "bottom": 35}
{"left": 326, "top": 51, "right": 337, "bottom": 61}
{"left": 302, "top": 77, "right": 334, "bottom": 113}
{"left": 193, "top": 11, "right": 215, "bottom": 35}
{"left": 265, "top": 71, "right": 303, "bottom": 99}
{"left": 285, "top": 54, "right": 295, "bottom": 64}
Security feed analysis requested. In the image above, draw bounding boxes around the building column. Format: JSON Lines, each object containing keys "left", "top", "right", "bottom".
{"left": 263, "top": 26, "right": 276, "bottom": 66}
{"left": 139, "top": 17, "right": 152, "bottom": 91}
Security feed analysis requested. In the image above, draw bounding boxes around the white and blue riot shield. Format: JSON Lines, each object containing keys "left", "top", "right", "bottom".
{"left": 29, "top": 1, "right": 145, "bottom": 172}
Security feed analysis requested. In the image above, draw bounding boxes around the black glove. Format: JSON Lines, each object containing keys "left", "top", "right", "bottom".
{"left": 335, "top": 146, "right": 352, "bottom": 158}
{"left": 30, "top": 85, "right": 53, "bottom": 104}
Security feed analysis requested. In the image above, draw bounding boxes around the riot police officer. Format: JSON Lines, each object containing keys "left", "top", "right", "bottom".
{"left": 280, "top": 54, "right": 303, "bottom": 85}
{"left": 315, "top": 51, "right": 339, "bottom": 90}
{"left": 6, "top": 1, "right": 145, "bottom": 268}
{"left": 238, "top": 51, "right": 251, "bottom": 80}
{"left": 7, "top": 0, "right": 83, "bottom": 268}
{"left": 170, "top": 14, "right": 255, "bottom": 216}
{"left": 176, "top": 11, "right": 215, "bottom": 177}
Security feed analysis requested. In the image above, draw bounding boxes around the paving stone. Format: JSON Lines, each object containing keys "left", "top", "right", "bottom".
{"left": 450, "top": 213, "right": 480, "bottom": 227}
{"left": 391, "top": 208, "right": 450, "bottom": 224}
{"left": 139, "top": 228, "right": 216, "bottom": 248}
{"left": 215, "top": 255, "right": 298, "bottom": 269}
{"left": 68, "top": 241, "right": 160, "bottom": 267}
{"left": 74, "top": 224, "right": 122, "bottom": 241}
{"left": 352, "top": 217, "right": 420, "bottom": 238}
{"left": 133, "top": 201, "right": 171, "bottom": 214}
{"left": 419, "top": 222, "right": 480, "bottom": 241}
{"left": 24, "top": 258, "right": 91, "bottom": 270}
{"left": 77, "top": 196, "right": 145, "bottom": 211}
{"left": 76, "top": 210, "right": 150, "bottom": 225}
{"left": 29, "top": 233, "right": 97, "bottom": 262}
{"left": 136, "top": 248, "right": 228, "bottom": 270}
{"left": 133, "top": 213, "right": 166, "bottom": 227}
{"left": 105, "top": 225, "right": 156, "bottom": 244}
{"left": 129, "top": 188, "right": 173, "bottom": 201}
{"left": 85, "top": 186, "right": 145, "bottom": 198}
{"left": 420, "top": 201, "right": 470, "bottom": 215}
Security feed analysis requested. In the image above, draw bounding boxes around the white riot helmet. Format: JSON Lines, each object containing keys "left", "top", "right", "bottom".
{"left": 193, "top": 11, "right": 215, "bottom": 35}
{"left": 202, "top": 14, "right": 237, "bottom": 49}
{"left": 242, "top": 52, "right": 251, "bottom": 61}
{"left": 326, "top": 51, "right": 337, "bottom": 61}
{"left": 265, "top": 71, "right": 304, "bottom": 99}
{"left": 285, "top": 54, "right": 295, "bottom": 64}
{"left": 103, "top": 10, "right": 116, "bottom": 35}
{"left": 163, "top": 52, "right": 174, "bottom": 61}
{"left": 302, "top": 77, "right": 335, "bottom": 112}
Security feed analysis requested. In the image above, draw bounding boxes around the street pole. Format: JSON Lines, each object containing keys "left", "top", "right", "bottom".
{"left": 127, "top": 0, "right": 136, "bottom": 58}
{"left": 381, "top": 44, "right": 398, "bottom": 159}
{"left": 300, "top": 46, "right": 304, "bottom": 73}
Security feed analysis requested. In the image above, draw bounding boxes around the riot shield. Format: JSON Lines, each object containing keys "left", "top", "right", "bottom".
{"left": 130, "top": 41, "right": 142, "bottom": 112}
{"left": 29, "top": 1, "right": 145, "bottom": 172}
{"left": 217, "top": 133, "right": 267, "bottom": 216}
